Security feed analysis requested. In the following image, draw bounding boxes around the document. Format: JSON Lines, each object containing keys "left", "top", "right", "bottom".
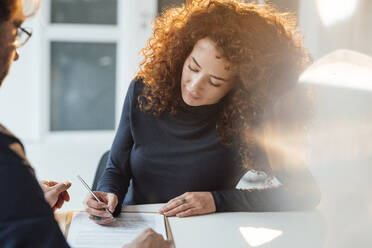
{"left": 67, "top": 212, "right": 167, "bottom": 248}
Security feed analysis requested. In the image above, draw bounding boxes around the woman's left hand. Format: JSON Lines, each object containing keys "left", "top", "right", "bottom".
{"left": 159, "top": 192, "right": 216, "bottom": 218}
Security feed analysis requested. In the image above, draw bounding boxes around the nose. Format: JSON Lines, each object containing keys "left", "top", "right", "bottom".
{"left": 189, "top": 74, "right": 204, "bottom": 93}
{"left": 13, "top": 50, "right": 19, "bottom": 61}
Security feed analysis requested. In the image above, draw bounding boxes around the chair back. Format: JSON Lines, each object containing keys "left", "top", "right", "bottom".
{"left": 92, "top": 150, "right": 110, "bottom": 191}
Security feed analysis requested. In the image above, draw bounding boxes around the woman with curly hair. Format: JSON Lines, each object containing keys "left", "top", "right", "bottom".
{"left": 85, "top": 0, "right": 320, "bottom": 224}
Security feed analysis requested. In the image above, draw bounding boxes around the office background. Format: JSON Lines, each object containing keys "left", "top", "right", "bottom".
{"left": 0, "top": 0, "right": 371, "bottom": 247}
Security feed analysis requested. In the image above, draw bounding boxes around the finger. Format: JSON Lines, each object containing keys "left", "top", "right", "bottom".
{"left": 60, "top": 190, "right": 69, "bottom": 201}
{"left": 160, "top": 197, "right": 186, "bottom": 214}
{"left": 93, "top": 191, "right": 110, "bottom": 203}
{"left": 57, "top": 192, "right": 68, "bottom": 207}
{"left": 85, "top": 206, "right": 112, "bottom": 218}
{"left": 55, "top": 197, "right": 64, "bottom": 209}
{"left": 50, "top": 183, "right": 70, "bottom": 195}
{"left": 160, "top": 201, "right": 180, "bottom": 214}
{"left": 106, "top": 194, "right": 118, "bottom": 213}
{"left": 40, "top": 180, "right": 48, "bottom": 186}
{"left": 176, "top": 208, "right": 198, "bottom": 218}
{"left": 41, "top": 180, "right": 55, "bottom": 186}
{"left": 47, "top": 181, "right": 59, "bottom": 187}
{"left": 164, "top": 203, "right": 191, "bottom": 217}
{"left": 62, "top": 190, "right": 70, "bottom": 202}
{"left": 63, "top": 181, "right": 72, "bottom": 189}
{"left": 88, "top": 215, "right": 116, "bottom": 225}
{"left": 85, "top": 198, "right": 108, "bottom": 210}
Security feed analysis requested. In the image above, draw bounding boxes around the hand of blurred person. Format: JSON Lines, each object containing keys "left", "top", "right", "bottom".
{"left": 84, "top": 191, "right": 118, "bottom": 225}
{"left": 159, "top": 192, "right": 216, "bottom": 218}
{"left": 122, "top": 228, "right": 171, "bottom": 248}
{"left": 40, "top": 180, "right": 72, "bottom": 211}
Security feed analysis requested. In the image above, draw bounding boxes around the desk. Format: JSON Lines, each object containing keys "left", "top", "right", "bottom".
{"left": 57, "top": 204, "right": 325, "bottom": 248}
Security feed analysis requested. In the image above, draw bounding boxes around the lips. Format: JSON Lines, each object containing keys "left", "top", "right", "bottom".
{"left": 185, "top": 89, "right": 201, "bottom": 100}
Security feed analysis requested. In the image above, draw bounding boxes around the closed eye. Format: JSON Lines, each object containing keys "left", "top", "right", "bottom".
{"left": 188, "top": 65, "right": 222, "bottom": 87}
{"left": 188, "top": 65, "right": 199, "bottom": 72}
{"left": 209, "top": 80, "right": 221, "bottom": 87}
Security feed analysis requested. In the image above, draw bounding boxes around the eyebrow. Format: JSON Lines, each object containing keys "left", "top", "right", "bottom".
{"left": 191, "top": 56, "right": 228, "bottom": 82}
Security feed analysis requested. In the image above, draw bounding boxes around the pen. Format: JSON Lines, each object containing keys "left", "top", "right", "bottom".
{"left": 77, "top": 175, "right": 114, "bottom": 219}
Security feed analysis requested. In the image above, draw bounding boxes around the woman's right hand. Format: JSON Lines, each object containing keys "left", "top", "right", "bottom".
{"left": 84, "top": 191, "right": 118, "bottom": 225}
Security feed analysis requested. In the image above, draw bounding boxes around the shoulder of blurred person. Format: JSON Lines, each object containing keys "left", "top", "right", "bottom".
{"left": 0, "top": 123, "right": 34, "bottom": 173}
{"left": 0, "top": 124, "right": 70, "bottom": 247}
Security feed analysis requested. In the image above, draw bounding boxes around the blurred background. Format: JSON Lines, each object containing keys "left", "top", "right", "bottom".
{"left": 0, "top": 0, "right": 371, "bottom": 247}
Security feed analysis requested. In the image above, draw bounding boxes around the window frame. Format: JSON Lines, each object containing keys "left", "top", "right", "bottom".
{"left": 40, "top": 0, "right": 156, "bottom": 137}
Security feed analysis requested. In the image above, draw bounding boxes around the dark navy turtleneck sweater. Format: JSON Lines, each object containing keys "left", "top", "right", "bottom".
{"left": 98, "top": 79, "right": 320, "bottom": 214}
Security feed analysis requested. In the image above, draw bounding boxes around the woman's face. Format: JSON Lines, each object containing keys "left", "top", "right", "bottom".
{"left": 181, "top": 38, "right": 235, "bottom": 106}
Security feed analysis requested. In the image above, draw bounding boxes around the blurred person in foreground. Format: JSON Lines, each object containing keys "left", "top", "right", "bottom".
{"left": 0, "top": 0, "right": 170, "bottom": 247}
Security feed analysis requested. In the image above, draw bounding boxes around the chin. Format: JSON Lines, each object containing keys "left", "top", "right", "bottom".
{"left": 182, "top": 96, "right": 201, "bottom": 107}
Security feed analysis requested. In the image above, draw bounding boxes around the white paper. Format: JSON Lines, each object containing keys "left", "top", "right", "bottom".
{"left": 67, "top": 212, "right": 167, "bottom": 248}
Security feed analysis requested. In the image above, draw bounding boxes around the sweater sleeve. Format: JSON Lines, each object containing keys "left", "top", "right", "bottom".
{"left": 212, "top": 162, "right": 321, "bottom": 212}
{"left": 97, "top": 80, "right": 135, "bottom": 216}
{"left": 0, "top": 141, "right": 69, "bottom": 247}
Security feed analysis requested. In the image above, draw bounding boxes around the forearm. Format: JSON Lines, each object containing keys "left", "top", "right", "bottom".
{"left": 96, "top": 80, "right": 136, "bottom": 215}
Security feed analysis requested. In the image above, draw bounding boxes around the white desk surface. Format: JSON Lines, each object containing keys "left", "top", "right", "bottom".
{"left": 122, "top": 204, "right": 325, "bottom": 248}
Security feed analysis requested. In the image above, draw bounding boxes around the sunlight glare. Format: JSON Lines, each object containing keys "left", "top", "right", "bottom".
{"left": 316, "top": 0, "right": 359, "bottom": 27}
{"left": 239, "top": 227, "right": 283, "bottom": 247}
{"left": 299, "top": 50, "right": 372, "bottom": 92}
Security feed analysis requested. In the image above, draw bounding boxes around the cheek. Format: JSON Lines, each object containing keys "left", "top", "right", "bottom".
{"left": 180, "top": 66, "right": 188, "bottom": 92}
{"left": 181, "top": 65, "right": 190, "bottom": 83}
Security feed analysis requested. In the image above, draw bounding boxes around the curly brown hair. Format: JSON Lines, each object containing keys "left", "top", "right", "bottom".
{"left": 136, "top": 0, "right": 312, "bottom": 173}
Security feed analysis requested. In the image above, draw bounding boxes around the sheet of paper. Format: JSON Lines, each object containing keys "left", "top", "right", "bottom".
{"left": 67, "top": 212, "right": 167, "bottom": 248}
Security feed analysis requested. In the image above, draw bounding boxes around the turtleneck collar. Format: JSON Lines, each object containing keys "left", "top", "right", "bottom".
{"left": 173, "top": 95, "right": 227, "bottom": 124}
